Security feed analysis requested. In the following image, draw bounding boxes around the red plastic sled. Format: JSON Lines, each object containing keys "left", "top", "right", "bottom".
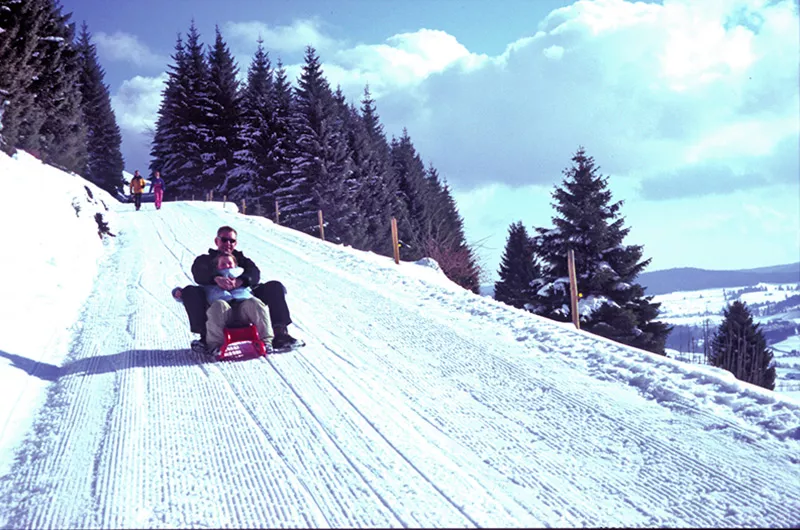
{"left": 218, "top": 324, "right": 267, "bottom": 360}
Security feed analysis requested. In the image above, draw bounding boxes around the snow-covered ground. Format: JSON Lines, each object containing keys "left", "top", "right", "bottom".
{"left": 653, "top": 283, "right": 800, "bottom": 325}
{"left": 1, "top": 150, "right": 799, "bottom": 528}
{"left": 653, "top": 284, "right": 800, "bottom": 399}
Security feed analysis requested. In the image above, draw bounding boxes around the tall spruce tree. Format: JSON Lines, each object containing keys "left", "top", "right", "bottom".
{"left": 359, "top": 85, "right": 397, "bottom": 255}
{"left": 231, "top": 38, "right": 278, "bottom": 214}
{"left": 270, "top": 59, "right": 299, "bottom": 218}
{"left": 204, "top": 26, "right": 242, "bottom": 194}
{"left": 332, "top": 86, "right": 369, "bottom": 247}
{"left": 31, "top": 0, "right": 86, "bottom": 173}
{"left": 150, "top": 33, "right": 185, "bottom": 184}
{"left": 151, "top": 21, "right": 211, "bottom": 199}
{"left": 0, "top": 0, "right": 49, "bottom": 154}
{"left": 279, "top": 46, "right": 351, "bottom": 242}
{"left": 530, "top": 147, "right": 671, "bottom": 354}
{"left": 711, "top": 301, "right": 776, "bottom": 390}
{"left": 390, "top": 129, "right": 430, "bottom": 261}
{"left": 495, "top": 221, "right": 540, "bottom": 308}
{"left": 76, "top": 22, "right": 125, "bottom": 193}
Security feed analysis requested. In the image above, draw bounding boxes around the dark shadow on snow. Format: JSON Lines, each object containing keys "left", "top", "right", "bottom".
{"left": 0, "top": 350, "right": 61, "bottom": 382}
{"left": 0, "top": 346, "right": 246, "bottom": 382}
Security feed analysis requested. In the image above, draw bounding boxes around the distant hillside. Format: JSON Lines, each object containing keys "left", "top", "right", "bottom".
{"left": 638, "top": 263, "right": 800, "bottom": 295}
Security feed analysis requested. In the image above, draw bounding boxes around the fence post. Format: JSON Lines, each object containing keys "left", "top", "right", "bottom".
{"left": 318, "top": 210, "right": 325, "bottom": 241}
{"left": 391, "top": 217, "right": 400, "bottom": 264}
{"left": 275, "top": 199, "right": 280, "bottom": 225}
{"left": 192, "top": 194, "right": 195, "bottom": 201}
{"left": 210, "top": 190, "right": 214, "bottom": 202}
{"left": 567, "top": 249, "right": 580, "bottom": 329}
{"left": 223, "top": 194, "right": 227, "bottom": 207}
{"left": 241, "top": 199, "right": 246, "bottom": 215}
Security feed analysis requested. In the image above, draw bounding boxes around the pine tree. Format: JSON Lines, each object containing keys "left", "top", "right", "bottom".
{"left": 279, "top": 46, "right": 351, "bottom": 242}
{"left": 232, "top": 38, "right": 278, "bottom": 214}
{"left": 530, "top": 147, "right": 671, "bottom": 354}
{"left": 31, "top": 0, "right": 86, "bottom": 173}
{"left": 204, "top": 26, "right": 242, "bottom": 195}
{"left": 711, "top": 301, "right": 776, "bottom": 390}
{"left": 332, "top": 86, "right": 369, "bottom": 247}
{"left": 150, "top": 33, "right": 185, "bottom": 186}
{"left": 390, "top": 129, "right": 430, "bottom": 261}
{"left": 359, "top": 85, "right": 397, "bottom": 254}
{"left": 76, "top": 22, "right": 125, "bottom": 194}
{"left": 151, "top": 21, "right": 211, "bottom": 199}
{"left": 495, "top": 221, "right": 540, "bottom": 308}
{"left": 270, "top": 59, "right": 299, "bottom": 219}
{"left": 0, "top": 0, "right": 49, "bottom": 153}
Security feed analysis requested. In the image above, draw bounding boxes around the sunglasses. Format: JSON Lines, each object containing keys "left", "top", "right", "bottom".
{"left": 219, "top": 236, "right": 237, "bottom": 244}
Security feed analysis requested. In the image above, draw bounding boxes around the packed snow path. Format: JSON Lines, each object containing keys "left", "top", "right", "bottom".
{"left": 1, "top": 202, "right": 799, "bottom": 528}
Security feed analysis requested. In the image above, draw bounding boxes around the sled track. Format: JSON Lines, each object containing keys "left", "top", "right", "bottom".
{"left": 236, "top": 213, "right": 800, "bottom": 527}
{"left": 2, "top": 204, "right": 799, "bottom": 528}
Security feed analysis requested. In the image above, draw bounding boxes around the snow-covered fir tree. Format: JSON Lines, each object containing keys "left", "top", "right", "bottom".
{"left": 230, "top": 38, "right": 278, "bottom": 214}
{"left": 75, "top": 22, "right": 125, "bottom": 194}
{"left": 495, "top": 221, "right": 540, "bottom": 309}
{"left": 711, "top": 301, "right": 776, "bottom": 390}
{"left": 0, "top": 0, "right": 48, "bottom": 155}
{"left": 270, "top": 59, "right": 299, "bottom": 220}
{"left": 358, "top": 85, "right": 398, "bottom": 255}
{"left": 204, "top": 26, "right": 242, "bottom": 195}
{"left": 150, "top": 21, "right": 211, "bottom": 199}
{"left": 1, "top": 0, "right": 86, "bottom": 171}
{"left": 149, "top": 34, "right": 185, "bottom": 185}
{"left": 390, "top": 130, "right": 430, "bottom": 261}
{"left": 332, "top": 86, "right": 371, "bottom": 247}
{"left": 31, "top": 1, "right": 86, "bottom": 173}
{"left": 278, "top": 46, "right": 351, "bottom": 242}
{"left": 530, "top": 147, "right": 671, "bottom": 354}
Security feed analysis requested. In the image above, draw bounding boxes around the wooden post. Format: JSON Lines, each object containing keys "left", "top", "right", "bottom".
{"left": 241, "top": 199, "right": 246, "bottom": 215}
{"left": 567, "top": 249, "right": 580, "bottom": 329}
{"left": 275, "top": 199, "right": 280, "bottom": 225}
{"left": 192, "top": 194, "right": 195, "bottom": 201}
{"left": 318, "top": 210, "right": 325, "bottom": 241}
{"left": 223, "top": 194, "right": 227, "bottom": 207}
{"left": 210, "top": 190, "right": 214, "bottom": 201}
{"left": 390, "top": 217, "right": 400, "bottom": 264}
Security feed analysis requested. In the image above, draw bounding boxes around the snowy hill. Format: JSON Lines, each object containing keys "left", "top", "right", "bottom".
{"left": 653, "top": 283, "right": 800, "bottom": 396}
{"left": 638, "top": 263, "right": 800, "bottom": 295}
{"left": 1, "top": 150, "right": 799, "bottom": 528}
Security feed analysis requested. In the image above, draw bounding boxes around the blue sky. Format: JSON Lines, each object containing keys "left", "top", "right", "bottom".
{"left": 62, "top": 0, "right": 800, "bottom": 278}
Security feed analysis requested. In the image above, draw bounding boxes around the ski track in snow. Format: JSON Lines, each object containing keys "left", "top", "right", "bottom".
{"left": 1, "top": 203, "right": 799, "bottom": 528}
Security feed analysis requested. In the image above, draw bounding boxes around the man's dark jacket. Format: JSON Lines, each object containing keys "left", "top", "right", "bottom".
{"left": 191, "top": 248, "right": 260, "bottom": 287}
{"left": 183, "top": 248, "right": 291, "bottom": 338}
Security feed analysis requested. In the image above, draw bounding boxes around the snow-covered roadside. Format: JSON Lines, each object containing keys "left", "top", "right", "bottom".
{"left": 0, "top": 151, "right": 118, "bottom": 477}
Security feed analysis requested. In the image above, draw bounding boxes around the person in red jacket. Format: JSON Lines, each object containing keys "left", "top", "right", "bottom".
{"left": 149, "top": 170, "right": 166, "bottom": 210}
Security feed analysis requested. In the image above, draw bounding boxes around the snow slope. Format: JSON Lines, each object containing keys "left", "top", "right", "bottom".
{"left": 1, "top": 152, "right": 799, "bottom": 528}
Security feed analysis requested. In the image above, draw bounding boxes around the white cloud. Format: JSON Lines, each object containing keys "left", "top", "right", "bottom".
{"left": 112, "top": 74, "right": 167, "bottom": 134}
{"left": 110, "top": 0, "right": 799, "bottom": 276}
{"left": 224, "top": 19, "right": 341, "bottom": 54}
{"left": 95, "top": 32, "right": 168, "bottom": 69}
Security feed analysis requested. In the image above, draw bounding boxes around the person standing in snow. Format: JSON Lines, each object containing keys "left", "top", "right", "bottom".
{"left": 149, "top": 170, "right": 166, "bottom": 210}
{"left": 129, "top": 170, "right": 146, "bottom": 211}
{"left": 173, "top": 225, "right": 298, "bottom": 353}
{"left": 202, "top": 253, "right": 273, "bottom": 356}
